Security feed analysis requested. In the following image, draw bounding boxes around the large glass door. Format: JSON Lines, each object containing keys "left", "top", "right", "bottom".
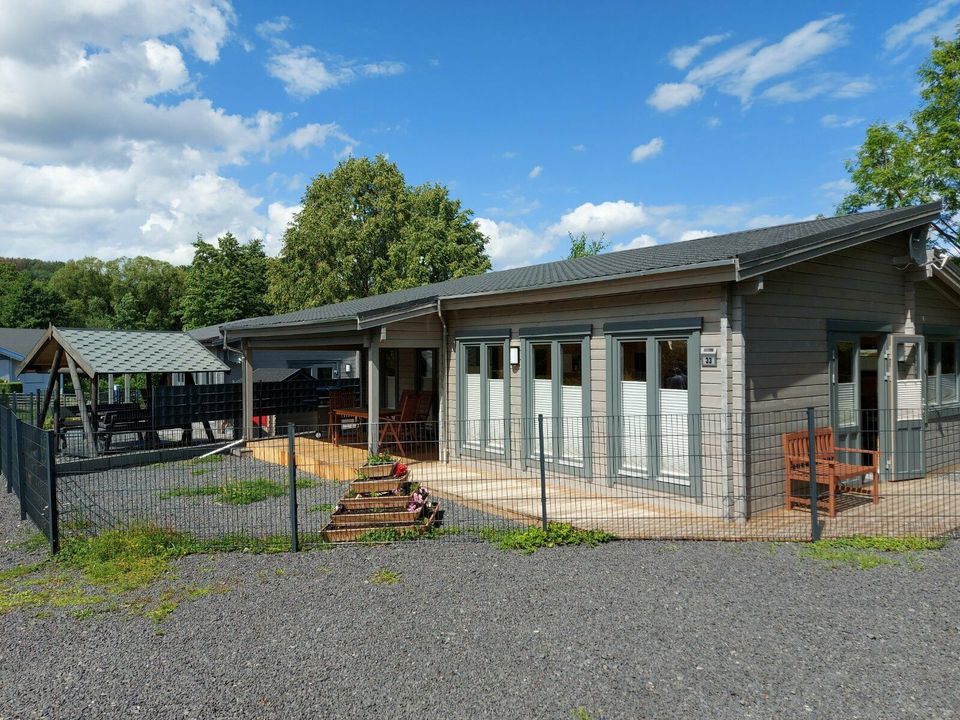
{"left": 458, "top": 340, "right": 509, "bottom": 458}
{"left": 527, "top": 338, "right": 587, "bottom": 469}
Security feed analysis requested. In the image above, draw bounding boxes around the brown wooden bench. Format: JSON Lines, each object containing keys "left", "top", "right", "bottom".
{"left": 782, "top": 427, "right": 880, "bottom": 517}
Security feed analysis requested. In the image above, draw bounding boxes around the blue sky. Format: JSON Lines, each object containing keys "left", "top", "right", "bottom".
{"left": 0, "top": 1, "right": 955, "bottom": 268}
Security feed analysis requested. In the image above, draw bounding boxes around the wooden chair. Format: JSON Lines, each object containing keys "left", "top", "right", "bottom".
{"left": 379, "top": 392, "right": 418, "bottom": 456}
{"left": 328, "top": 389, "right": 357, "bottom": 444}
{"left": 782, "top": 426, "right": 880, "bottom": 517}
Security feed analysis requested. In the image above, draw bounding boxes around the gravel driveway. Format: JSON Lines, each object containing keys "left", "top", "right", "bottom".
{"left": 1, "top": 493, "right": 958, "bottom": 719}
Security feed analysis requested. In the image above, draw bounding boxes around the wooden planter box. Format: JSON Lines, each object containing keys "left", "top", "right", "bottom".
{"left": 322, "top": 503, "right": 441, "bottom": 543}
{"left": 340, "top": 493, "right": 417, "bottom": 510}
{"left": 330, "top": 504, "right": 424, "bottom": 527}
{"left": 357, "top": 461, "right": 396, "bottom": 479}
{"left": 349, "top": 470, "right": 408, "bottom": 495}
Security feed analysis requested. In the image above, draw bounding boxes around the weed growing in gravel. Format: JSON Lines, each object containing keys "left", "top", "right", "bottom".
{"left": 570, "top": 709, "right": 598, "bottom": 720}
{"left": 18, "top": 533, "right": 49, "bottom": 552}
{"left": 161, "top": 477, "right": 317, "bottom": 505}
{"left": 480, "top": 523, "right": 616, "bottom": 554}
{"left": 308, "top": 503, "right": 334, "bottom": 513}
{"left": 799, "top": 535, "right": 946, "bottom": 570}
{"left": 371, "top": 568, "right": 401, "bottom": 585}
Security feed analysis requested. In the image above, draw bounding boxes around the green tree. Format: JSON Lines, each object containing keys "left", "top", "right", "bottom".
{"left": 840, "top": 30, "right": 960, "bottom": 249}
{"left": 48, "top": 256, "right": 185, "bottom": 329}
{"left": 566, "top": 231, "right": 608, "bottom": 259}
{"left": 180, "top": 233, "right": 270, "bottom": 329}
{"left": 0, "top": 262, "right": 66, "bottom": 328}
{"left": 268, "top": 155, "right": 491, "bottom": 312}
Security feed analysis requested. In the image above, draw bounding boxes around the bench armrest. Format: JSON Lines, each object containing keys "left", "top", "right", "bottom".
{"left": 836, "top": 447, "right": 880, "bottom": 458}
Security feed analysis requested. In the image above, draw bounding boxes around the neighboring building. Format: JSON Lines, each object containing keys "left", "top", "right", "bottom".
{"left": 0, "top": 328, "right": 45, "bottom": 393}
{"left": 213, "top": 203, "right": 958, "bottom": 519}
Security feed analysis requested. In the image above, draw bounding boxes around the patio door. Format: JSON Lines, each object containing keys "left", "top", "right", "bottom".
{"left": 526, "top": 338, "right": 588, "bottom": 471}
{"left": 882, "top": 334, "right": 926, "bottom": 481}
{"left": 458, "top": 340, "right": 509, "bottom": 458}
{"left": 829, "top": 334, "right": 883, "bottom": 455}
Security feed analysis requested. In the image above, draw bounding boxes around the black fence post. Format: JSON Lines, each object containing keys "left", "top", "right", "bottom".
{"left": 538, "top": 414, "right": 548, "bottom": 531}
{"left": 12, "top": 416, "right": 25, "bottom": 521}
{"left": 288, "top": 422, "right": 299, "bottom": 552}
{"left": 46, "top": 431, "right": 59, "bottom": 554}
{"left": 806, "top": 407, "right": 821, "bottom": 542}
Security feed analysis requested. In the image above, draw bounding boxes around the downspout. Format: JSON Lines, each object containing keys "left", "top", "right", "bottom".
{"left": 437, "top": 298, "right": 449, "bottom": 463}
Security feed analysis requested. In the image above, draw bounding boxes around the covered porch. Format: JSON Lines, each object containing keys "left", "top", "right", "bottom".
{"left": 233, "top": 302, "right": 446, "bottom": 460}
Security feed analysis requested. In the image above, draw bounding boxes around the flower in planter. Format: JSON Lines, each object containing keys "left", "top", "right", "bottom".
{"left": 394, "top": 462, "right": 407, "bottom": 477}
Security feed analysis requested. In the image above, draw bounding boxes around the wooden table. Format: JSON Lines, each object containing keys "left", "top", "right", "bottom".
{"left": 330, "top": 407, "right": 398, "bottom": 444}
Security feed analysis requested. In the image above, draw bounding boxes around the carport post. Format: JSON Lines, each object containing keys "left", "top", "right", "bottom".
{"left": 288, "top": 423, "right": 299, "bottom": 552}
{"left": 806, "top": 407, "right": 821, "bottom": 542}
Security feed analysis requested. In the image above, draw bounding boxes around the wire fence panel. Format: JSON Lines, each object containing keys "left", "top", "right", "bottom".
{"left": 0, "top": 404, "right": 59, "bottom": 551}
{"left": 42, "top": 407, "right": 960, "bottom": 548}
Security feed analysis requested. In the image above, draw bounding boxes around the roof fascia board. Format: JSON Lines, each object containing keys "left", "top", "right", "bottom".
{"left": 356, "top": 300, "right": 439, "bottom": 330}
{"left": 15, "top": 326, "right": 54, "bottom": 376}
{"left": 441, "top": 263, "right": 736, "bottom": 313}
{"left": 0, "top": 346, "right": 24, "bottom": 361}
{"left": 227, "top": 319, "right": 359, "bottom": 340}
{"left": 245, "top": 335, "right": 367, "bottom": 351}
{"left": 52, "top": 327, "right": 97, "bottom": 377}
{"left": 737, "top": 209, "right": 940, "bottom": 279}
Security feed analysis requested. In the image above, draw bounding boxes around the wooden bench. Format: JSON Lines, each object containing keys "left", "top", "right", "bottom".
{"left": 782, "top": 427, "right": 880, "bottom": 517}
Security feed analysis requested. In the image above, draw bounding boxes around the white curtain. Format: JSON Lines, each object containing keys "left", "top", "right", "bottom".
{"left": 486, "top": 378, "right": 505, "bottom": 452}
{"left": 560, "top": 385, "right": 583, "bottom": 463}
{"left": 659, "top": 388, "right": 689, "bottom": 482}
{"left": 620, "top": 381, "right": 647, "bottom": 474}
{"left": 533, "top": 378, "right": 553, "bottom": 458}
{"left": 464, "top": 374, "right": 481, "bottom": 445}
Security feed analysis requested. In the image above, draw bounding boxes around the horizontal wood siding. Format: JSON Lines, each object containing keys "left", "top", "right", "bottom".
{"left": 444, "top": 284, "right": 729, "bottom": 514}
{"left": 744, "top": 233, "right": 911, "bottom": 514}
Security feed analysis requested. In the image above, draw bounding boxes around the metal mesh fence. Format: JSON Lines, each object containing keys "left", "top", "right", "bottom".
{"left": 50, "top": 408, "right": 960, "bottom": 547}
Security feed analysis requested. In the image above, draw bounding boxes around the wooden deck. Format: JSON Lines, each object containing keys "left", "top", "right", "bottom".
{"left": 248, "top": 436, "right": 960, "bottom": 540}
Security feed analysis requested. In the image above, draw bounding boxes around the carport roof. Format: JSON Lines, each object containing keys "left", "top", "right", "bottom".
{"left": 17, "top": 327, "right": 230, "bottom": 377}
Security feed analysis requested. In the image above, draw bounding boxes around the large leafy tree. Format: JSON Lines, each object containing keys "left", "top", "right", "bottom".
{"left": 840, "top": 30, "right": 960, "bottom": 249}
{"left": 48, "top": 256, "right": 185, "bottom": 330}
{"left": 180, "top": 233, "right": 270, "bottom": 329}
{"left": 268, "top": 155, "right": 491, "bottom": 312}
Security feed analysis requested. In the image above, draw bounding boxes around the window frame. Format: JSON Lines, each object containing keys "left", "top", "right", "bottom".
{"left": 926, "top": 337, "right": 960, "bottom": 412}
{"left": 519, "top": 330, "right": 592, "bottom": 477}
{"left": 455, "top": 333, "right": 511, "bottom": 461}
{"left": 604, "top": 318, "right": 703, "bottom": 501}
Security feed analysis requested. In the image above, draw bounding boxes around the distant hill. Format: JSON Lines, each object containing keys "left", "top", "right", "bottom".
{"left": 0, "top": 257, "right": 65, "bottom": 282}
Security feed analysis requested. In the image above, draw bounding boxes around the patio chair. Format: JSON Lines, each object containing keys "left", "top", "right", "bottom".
{"left": 379, "top": 392, "right": 419, "bottom": 457}
{"left": 782, "top": 426, "right": 880, "bottom": 517}
{"left": 328, "top": 388, "right": 358, "bottom": 443}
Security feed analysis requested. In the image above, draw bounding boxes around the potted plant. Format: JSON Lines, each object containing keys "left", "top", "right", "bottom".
{"left": 357, "top": 451, "right": 396, "bottom": 479}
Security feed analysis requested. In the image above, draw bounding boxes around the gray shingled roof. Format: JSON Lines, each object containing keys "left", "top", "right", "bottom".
{"left": 56, "top": 328, "right": 229, "bottom": 375}
{"left": 186, "top": 324, "right": 224, "bottom": 345}
{"left": 0, "top": 328, "right": 44, "bottom": 359}
{"left": 225, "top": 203, "right": 940, "bottom": 333}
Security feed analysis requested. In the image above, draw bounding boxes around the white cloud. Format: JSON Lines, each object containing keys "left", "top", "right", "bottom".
{"left": 832, "top": 78, "right": 876, "bottom": 98}
{"left": 571, "top": 144, "right": 586, "bottom": 152}
{"left": 821, "top": 114, "right": 863, "bottom": 128}
{"left": 761, "top": 74, "right": 875, "bottom": 103}
{"left": 647, "top": 82, "right": 703, "bottom": 111}
{"left": 611, "top": 234, "right": 657, "bottom": 252}
{"left": 528, "top": 165, "right": 543, "bottom": 179}
{"left": 819, "top": 178, "right": 854, "bottom": 202}
{"left": 630, "top": 137, "right": 664, "bottom": 163}
{"left": 257, "top": 17, "right": 405, "bottom": 98}
{"left": 705, "top": 116, "right": 722, "bottom": 128}
{"left": 679, "top": 229, "right": 717, "bottom": 241}
{"left": 884, "top": 0, "right": 960, "bottom": 52}
{"left": 474, "top": 217, "right": 555, "bottom": 269}
{"left": 674, "top": 15, "right": 849, "bottom": 106}
{"left": 668, "top": 33, "right": 731, "bottom": 70}
{"left": 548, "top": 201, "right": 650, "bottom": 237}
{"left": 0, "top": 1, "right": 356, "bottom": 262}
{"left": 265, "top": 201, "right": 301, "bottom": 254}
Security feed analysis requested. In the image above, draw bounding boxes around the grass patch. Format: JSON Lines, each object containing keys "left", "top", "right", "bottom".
{"left": 799, "top": 535, "right": 947, "bottom": 570}
{"left": 161, "top": 477, "right": 316, "bottom": 506}
{"left": 18, "top": 533, "right": 50, "bottom": 552}
{"left": 187, "top": 455, "right": 224, "bottom": 466}
{"left": 371, "top": 568, "right": 401, "bottom": 585}
{"left": 308, "top": 503, "right": 334, "bottom": 513}
{"left": 480, "top": 522, "right": 616, "bottom": 554}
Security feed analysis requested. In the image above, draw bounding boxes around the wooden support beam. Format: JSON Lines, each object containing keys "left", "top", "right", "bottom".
{"left": 242, "top": 339, "right": 254, "bottom": 441}
{"left": 38, "top": 347, "right": 64, "bottom": 429}
{"left": 66, "top": 355, "right": 97, "bottom": 458}
{"left": 367, "top": 332, "right": 380, "bottom": 454}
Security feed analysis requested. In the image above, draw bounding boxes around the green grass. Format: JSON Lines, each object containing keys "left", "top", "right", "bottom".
{"left": 18, "top": 533, "right": 50, "bottom": 552}
{"left": 161, "top": 477, "right": 317, "bottom": 506}
{"left": 308, "top": 503, "right": 334, "bottom": 513}
{"left": 799, "top": 535, "right": 947, "bottom": 570}
{"left": 187, "top": 455, "right": 225, "bottom": 466}
{"left": 479, "top": 523, "right": 616, "bottom": 554}
{"left": 371, "top": 568, "right": 402, "bottom": 585}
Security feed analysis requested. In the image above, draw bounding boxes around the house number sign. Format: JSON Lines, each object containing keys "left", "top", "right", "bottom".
{"left": 700, "top": 347, "right": 718, "bottom": 369}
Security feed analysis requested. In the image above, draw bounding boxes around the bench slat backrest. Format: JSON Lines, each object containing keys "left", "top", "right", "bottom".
{"left": 782, "top": 426, "right": 836, "bottom": 463}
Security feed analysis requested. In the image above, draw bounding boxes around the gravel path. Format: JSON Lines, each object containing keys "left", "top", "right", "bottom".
{"left": 1, "top": 491, "right": 959, "bottom": 719}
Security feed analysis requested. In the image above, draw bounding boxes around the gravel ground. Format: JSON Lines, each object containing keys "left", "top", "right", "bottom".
{"left": 1, "top": 493, "right": 959, "bottom": 719}
{"left": 56, "top": 455, "right": 514, "bottom": 541}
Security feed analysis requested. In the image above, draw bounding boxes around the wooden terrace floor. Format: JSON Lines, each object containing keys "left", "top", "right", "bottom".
{"left": 248, "top": 436, "right": 960, "bottom": 540}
